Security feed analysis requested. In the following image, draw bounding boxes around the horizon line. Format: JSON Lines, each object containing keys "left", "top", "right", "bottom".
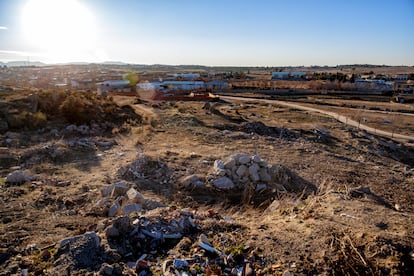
{"left": 2, "top": 60, "right": 414, "bottom": 68}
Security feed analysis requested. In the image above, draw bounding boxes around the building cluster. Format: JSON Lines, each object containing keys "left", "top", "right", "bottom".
{"left": 0, "top": 64, "right": 413, "bottom": 96}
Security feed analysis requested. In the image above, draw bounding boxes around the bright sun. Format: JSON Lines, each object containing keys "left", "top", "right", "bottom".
{"left": 22, "top": 0, "right": 97, "bottom": 62}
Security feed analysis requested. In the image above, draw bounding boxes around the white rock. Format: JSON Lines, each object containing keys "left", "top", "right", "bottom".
{"left": 238, "top": 154, "right": 251, "bottom": 165}
{"left": 6, "top": 170, "right": 27, "bottom": 184}
{"left": 213, "top": 176, "right": 235, "bottom": 189}
{"left": 236, "top": 165, "right": 248, "bottom": 177}
{"left": 126, "top": 188, "right": 145, "bottom": 203}
{"left": 101, "top": 182, "right": 129, "bottom": 198}
{"left": 122, "top": 203, "right": 142, "bottom": 216}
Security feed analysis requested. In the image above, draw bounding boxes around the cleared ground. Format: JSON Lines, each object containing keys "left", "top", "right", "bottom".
{"left": 1, "top": 93, "right": 413, "bottom": 275}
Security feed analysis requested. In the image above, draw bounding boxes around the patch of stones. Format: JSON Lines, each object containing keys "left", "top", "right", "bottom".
{"left": 179, "top": 153, "right": 315, "bottom": 205}
{"left": 48, "top": 207, "right": 258, "bottom": 275}
{"left": 94, "top": 181, "right": 166, "bottom": 217}
{"left": 118, "top": 155, "right": 172, "bottom": 184}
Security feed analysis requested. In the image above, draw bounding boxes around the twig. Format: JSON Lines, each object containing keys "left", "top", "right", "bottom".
{"left": 345, "top": 235, "right": 367, "bottom": 266}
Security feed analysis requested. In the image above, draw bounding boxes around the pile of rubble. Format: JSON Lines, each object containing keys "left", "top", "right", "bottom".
{"left": 94, "top": 181, "right": 165, "bottom": 217}
{"left": 48, "top": 207, "right": 259, "bottom": 275}
{"left": 208, "top": 154, "right": 273, "bottom": 190}
{"left": 118, "top": 155, "right": 171, "bottom": 183}
{"left": 180, "top": 153, "right": 315, "bottom": 205}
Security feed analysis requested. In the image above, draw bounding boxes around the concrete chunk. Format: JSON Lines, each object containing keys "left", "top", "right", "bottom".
{"left": 126, "top": 188, "right": 145, "bottom": 203}
{"left": 101, "top": 182, "right": 128, "bottom": 198}
{"left": 108, "top": 202, "right": 120, "bottom": 217}
{"left": 122, "top": 203, "right": 142, "bottom": 216}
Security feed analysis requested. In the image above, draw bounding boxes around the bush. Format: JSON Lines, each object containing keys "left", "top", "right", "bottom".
{"left": 59, "top": 92, "right": 100, "bottom": 124}
{"left": 38, "top": 90, "right": 66, "bottom": 115}
{"left": 7, "top": 111, "right": 47, "bottom": 130}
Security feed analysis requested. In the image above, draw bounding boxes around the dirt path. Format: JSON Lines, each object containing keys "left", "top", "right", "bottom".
{"left": 222, "top": 96, "right": 414, "bottom": 142}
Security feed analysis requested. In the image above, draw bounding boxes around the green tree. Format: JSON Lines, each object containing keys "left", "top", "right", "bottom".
{"left": 124, "top": 71, "right": 139, "bottom": 86}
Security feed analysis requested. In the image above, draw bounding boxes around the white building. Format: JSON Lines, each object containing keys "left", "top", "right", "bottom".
{"left": 137, "top": 81, "right": 205, "bottom": 92}
{"left": 97, "top": 80, "right": 133, "bottom": 95}
{"left": 173, "top": 73, "right": 200, "bottom": 80}
{"left": 272, "top": 71, "right": 307, "bottom": 80}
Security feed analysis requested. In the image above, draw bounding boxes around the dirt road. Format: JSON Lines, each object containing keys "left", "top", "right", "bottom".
{"left": 222, "top": 95, "right": 414, "bottom": 142}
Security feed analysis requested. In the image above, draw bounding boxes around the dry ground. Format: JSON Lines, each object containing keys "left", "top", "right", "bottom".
{"left": 1, "top": 93, "right": 413, "bottom": 275}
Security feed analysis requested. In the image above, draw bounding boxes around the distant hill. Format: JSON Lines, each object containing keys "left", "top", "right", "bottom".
{"left": 1, "top": 61, "right": 46, "bottom": 67}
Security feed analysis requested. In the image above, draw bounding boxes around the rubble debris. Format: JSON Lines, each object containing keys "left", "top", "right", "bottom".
{"left": 178, "top": 174, "right": 205, "bottom": 188}
{"left": 53, "top": 232, "right": 101, "bottom": 271}
{"left": 101, "top": 181, "right": 129, "bottom": 198}
{"left": 118, "top": 154, "right": 170, "bottom": 182}
{"left": 96, "top": 181, "right": 165, "bottom": 217}
{"left": 126, "top": 187, "right": 145, "bottom": 203}
{"left": 5, "top": 169, "right": 31, "bottom": 184}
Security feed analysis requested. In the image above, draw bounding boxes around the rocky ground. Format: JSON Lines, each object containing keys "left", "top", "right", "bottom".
{"left": 1, "top": 93, "right": 413, "bottom": 275}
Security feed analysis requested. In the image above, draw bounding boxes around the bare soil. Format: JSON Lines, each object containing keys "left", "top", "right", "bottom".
{"left": 1, "top": 93, "right": 413, "bottom": 275}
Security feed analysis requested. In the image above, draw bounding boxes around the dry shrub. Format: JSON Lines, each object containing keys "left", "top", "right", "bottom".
{"left": 38, "top": 90, "right": 67, "bottom": 115}
{"left": 59, "top": 92, "right": 99, "bottom": 124}
{"left": 7, "top": 111, "right": 47, "bottom": 130}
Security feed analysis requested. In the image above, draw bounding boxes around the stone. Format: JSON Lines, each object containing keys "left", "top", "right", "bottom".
{"left": 238, "top": 154, "right": 251, "bottom": 165}
{"left": 236, "top": 165, "right": 248, "bottom": 177}
{"left": 252, "top": 155, "right": 261, "bottom": 163}
{"left": 103, "top": 247, "right": 122, "bottom": 263}
{"left": 101, "top": 181, "right": 129, "bottom": 198}
{"left": 248, "top": 163, "right": 260, "bottom": 175}
{"left": 179, "top": 174, "right": 205, "bottom": 187}
{"left": 199, "top": 234, "right": 212, "bottom": 246}
{"left": 250, "top": 172, "right": 260, "bottom": 182}
{"left": 259, "top": 168, "right": 272, "bottom": 182}
{"left": 6, "top": 170, "right": 27, "bottom": 184}
{"left": 143, "top": 198, "right": 166, "bottom": 210}
{"left": 105, "top": 226, "right": 119, "bottom": 238}
{"left": 112, "top": 216, "right": 132, "bottom": 234}
{"left": 108, "top": 202, "right": 120, "bottom": 217}
{"left": 126, "top": 188, "right": 145, "bottom": 203}
{"left": 213, "top": 160, "right": 225, "bottom": 171}
{"left": 223, "top": 157, "right": 236, "bottom": 169}
{"left": 255, "top": 183, "right": 267, "bottom": 192}
{"left": 122, "top": 203, "right": 142, "bottom": 216}
{"left": 213, "top": 176, "right": 235, "bottom": 190}
{"left": 96, "top": 197, "right": 110, "bottom": 207}
{"left": 59, "top": 232, "right": 100, "bottom": 249}
{"left": 99, "top": 263, "right": 113, "bottom": 276}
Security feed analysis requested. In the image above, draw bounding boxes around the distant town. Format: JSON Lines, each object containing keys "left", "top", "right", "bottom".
{"left": 0, "top": 63, "right": 413, "bottom": 102}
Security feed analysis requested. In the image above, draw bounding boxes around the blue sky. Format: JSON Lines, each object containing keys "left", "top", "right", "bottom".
{"left": 0, "top": 0, "right": 413, "bottom": 66}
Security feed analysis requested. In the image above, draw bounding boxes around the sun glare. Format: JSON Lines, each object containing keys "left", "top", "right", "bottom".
{"left": 22, "top": 0, "right": 97, "bottom": 62}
